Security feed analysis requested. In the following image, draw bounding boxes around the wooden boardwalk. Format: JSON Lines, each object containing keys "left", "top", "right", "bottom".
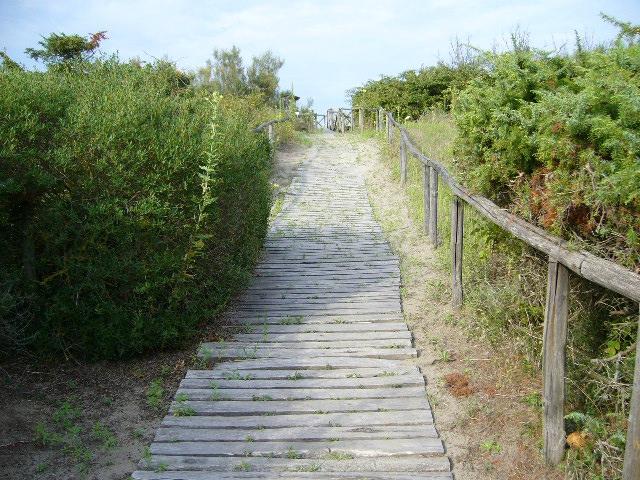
{"left": 133, "top": 136, "right": 451, "bottom": 479}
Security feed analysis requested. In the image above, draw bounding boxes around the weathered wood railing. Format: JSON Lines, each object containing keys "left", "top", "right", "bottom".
{"left": 346, "top": 106, "right": 640, "bottom": 478}
{"left": 253, "top": 115, "right": 290, "bottom": 143}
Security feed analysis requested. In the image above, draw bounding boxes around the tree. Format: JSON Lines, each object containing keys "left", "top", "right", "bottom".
{"left": 247, "top": 51, "right": 284, "bottom": 103}
{"left": 205, "top": 46, "right": 247, "bottom": 95}
{"left": 25, "top": 31, "right": 107, "bottom": 66}
{"left": 0, "top": 51, "right": 23, "bottom": 71}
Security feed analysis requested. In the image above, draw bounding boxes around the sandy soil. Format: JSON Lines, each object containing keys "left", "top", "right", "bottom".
{"left": 0, "top": 140, "right": 311, "bottom": 480}
{"left": 348, "top": 134, "right": 563, "bottom": 480}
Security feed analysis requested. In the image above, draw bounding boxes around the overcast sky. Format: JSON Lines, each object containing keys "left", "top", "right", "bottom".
{"left": 1, "top": 1, "right": 639, "bottom": 113}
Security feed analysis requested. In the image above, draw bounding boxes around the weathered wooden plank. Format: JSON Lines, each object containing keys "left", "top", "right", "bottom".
{"left": 228, "top": 331, "right": 410, "bottom": 342}
{"left": 227, "top": 313, "right": 404, "bottom": 324}
{"left": 133, "top": 470, "right": 453, "bottom": 480}
{"left": 154, "top": 425, "right": 437, "bottom": 442}
{"left": 228, "top": 322, "right": 408, "bottom": 334}
{"left": 180, "top": 373, "right": 423, "bottom": 389}
{"left": 197, "top": 346, "right": 416, "bottom": 361}
{"left": 209, "top": 357, "right": 411, "bottom": 371}
{"left": 186, "top": 367, "right": 419, "bottom": 381}
{"left": 162, "top": 409, "right": 433, "bottom": 429}
{"left": 149, "top": 437, "right": 444, "bottom": 457}
{"left": 169, "top": 397, "right": 430, "bottom": 416}
{"left": 175, "top": 386, "right": 425, "bottom": 401}
{"left": 542, "top": 259, "right": 569, "bottom": 465}
{"left": 140, "top": 455, "right": 451, "bottom": 473}
{"left": 205, "top": 340, "right": 411, "bottom": 350}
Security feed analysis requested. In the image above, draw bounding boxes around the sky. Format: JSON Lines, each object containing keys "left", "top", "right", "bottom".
{"left": 1, "top": 0, "right": 639, "bottom": 114}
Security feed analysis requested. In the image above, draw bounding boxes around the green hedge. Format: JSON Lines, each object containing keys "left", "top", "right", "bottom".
{"left": 0, "top": 60, "right": 272, "bottom": 359}
{"left": 454, "top": 42, "right": 640, "bottom": 268}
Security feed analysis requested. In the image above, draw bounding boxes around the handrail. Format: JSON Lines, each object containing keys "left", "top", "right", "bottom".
{"left": 341, "top": 106, "right": 639, "bottom": 478}
{"left": 253, "top": 114, "right": 290, "bottom": 133}
{"left": 386, "top": 113, "right": 640, "bottom": 302}
{"left": 253, "top": 114, "right": 291, "bottom": 143}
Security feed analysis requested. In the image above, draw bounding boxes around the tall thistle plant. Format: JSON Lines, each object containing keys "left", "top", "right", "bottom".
{"left": 173, "top": 93, "right": 222, "bottom": 298}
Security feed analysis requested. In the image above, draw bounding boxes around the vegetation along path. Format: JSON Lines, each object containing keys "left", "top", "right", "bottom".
{"left": 132, "top": 132, "right": 451, "bottom": 479}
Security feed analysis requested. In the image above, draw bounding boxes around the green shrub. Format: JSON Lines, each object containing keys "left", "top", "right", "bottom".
{"left": 453, "top": 42, "right": 640, "bottom": 268}
{"left": 0, "top": 59, "right": 272, "bottom": 359}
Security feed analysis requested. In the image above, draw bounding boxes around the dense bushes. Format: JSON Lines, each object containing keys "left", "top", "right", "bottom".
{"left": 350, "top": 61, "right": 480, "bottom": 120}
{"left": 454, "top": 42, "right": 640, "bottom": 268}
{"left": 1, "top": 60, "right": 273, "bottom": 359}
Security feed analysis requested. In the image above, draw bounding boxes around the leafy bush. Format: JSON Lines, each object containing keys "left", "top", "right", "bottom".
{"left": 349, "top": 42, "right": 481, "bottom": 120}
{"left": 454, "top": 41, "right": 640, "bottom": 268}
{"left": 0, "top": 59, "right": 273, "bottom": 359}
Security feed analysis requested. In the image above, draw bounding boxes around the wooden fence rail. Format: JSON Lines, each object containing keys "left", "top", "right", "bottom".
{"left": 343, "top": 106, "right": 640, "bottom": 479}
{"left": 253, "top": 115, "right": 291, "bottom": 143}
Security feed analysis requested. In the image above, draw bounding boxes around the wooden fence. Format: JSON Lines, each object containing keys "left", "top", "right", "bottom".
{"left": 345, "top": 107, "right": 640, "bottom": 479}
{"left": 253, "top": 115, "right": 291, "bottom": 143}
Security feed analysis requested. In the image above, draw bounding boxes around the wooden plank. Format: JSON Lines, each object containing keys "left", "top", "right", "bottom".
{"left": 623, "top": 308, "right": 640, "bottom": 479}
{"left": 542, "top": 259, "right": 569, "bottom": 465}
{"left": 162, "top": 409, "right": 433, "bottom": 429}
{"left": 180, "top": 374, "right": 424, "bottom": 389}
{"left": 169, "top": 397, "right": 430, "bottom": 416}
{"left": 154, "top": 425, "right": 438, "bottom": 442}
{"left": 228, "top": 331, "right": 410, "bottom": 342}
{"left": 208, "top": 357, "right": 411, "bottom": 370}
{"left": 186, "top": 367, "right": 419, "bottom": 381}
{"left": 140, "top": 455, "right": 451, "bottom": 473}
{"left": 228, "top": 322, "right": 408, "bottom": 333}
{"left": 228, "top": 314, "right": 404, "bottom": 324}
{"left": 197, "top": 346, "right": 416, "bottom": 361}
{"left": 175, "top": 386, "right": 425, "bottom": 401}
{"left": 450, "top": 196, "right": 464, "bottom": 308}
{"left": 149, "top": 438, "right": 444, "bottom": 457}
{"left": 133, "top": 470, "right": 453, "bottom": 480}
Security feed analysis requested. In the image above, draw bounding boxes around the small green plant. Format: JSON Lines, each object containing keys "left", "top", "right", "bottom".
{"left": 91, "top": 421, "right": 117, "bottom": 450}
{"left": 252, "top": 394, "right": 273, "bottom": 401}
{"left": 234, "top": 461, "right": 252, "bottom": 471}
{"left": 280, "top": 315, "right": 303, "bottom": 325}
{"left": 295, "top": 464, "right": 321, "bottom": 472}
{"left": 325, "top": 451, "right": 354, "bottom": 460}
{"left": 286, "top": 447, "right": 302, "bottom": 459}
{"left": 146, "top": 379, "right": 165, "bottom": 411}
{"left": 480, "top": 440, "right": 502, "bottom": 455}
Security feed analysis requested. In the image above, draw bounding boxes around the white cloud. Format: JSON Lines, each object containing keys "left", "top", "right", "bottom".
{"left": 1, "top": 0, "right": 638, "bottom": 112}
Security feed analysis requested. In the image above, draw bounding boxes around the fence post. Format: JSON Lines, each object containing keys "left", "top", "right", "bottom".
{"left": 359, "top": 108, "right": 364, "bottom": 132}
{"left": 385, "top": 113, "right": 391, "bottom": 142}
{"left": 451, "top": 196, "right": 464, "bottom": 307}
{"left": 400, "top": 137, "right": 407, "bottom": 186}
{"left": 623, "top": 307, "right": 640, "bottom": 479}
{"left": 429, "top": 167, "right": 439, "bottom": 246}
{"left": 423, "top": 164, "right": 430, "bottom": 234}
{"left": 542, "top": 259, "right": 569, "bottom": 466}
{"left": 267, "top": 123, "right": 275, "bottom": 144}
